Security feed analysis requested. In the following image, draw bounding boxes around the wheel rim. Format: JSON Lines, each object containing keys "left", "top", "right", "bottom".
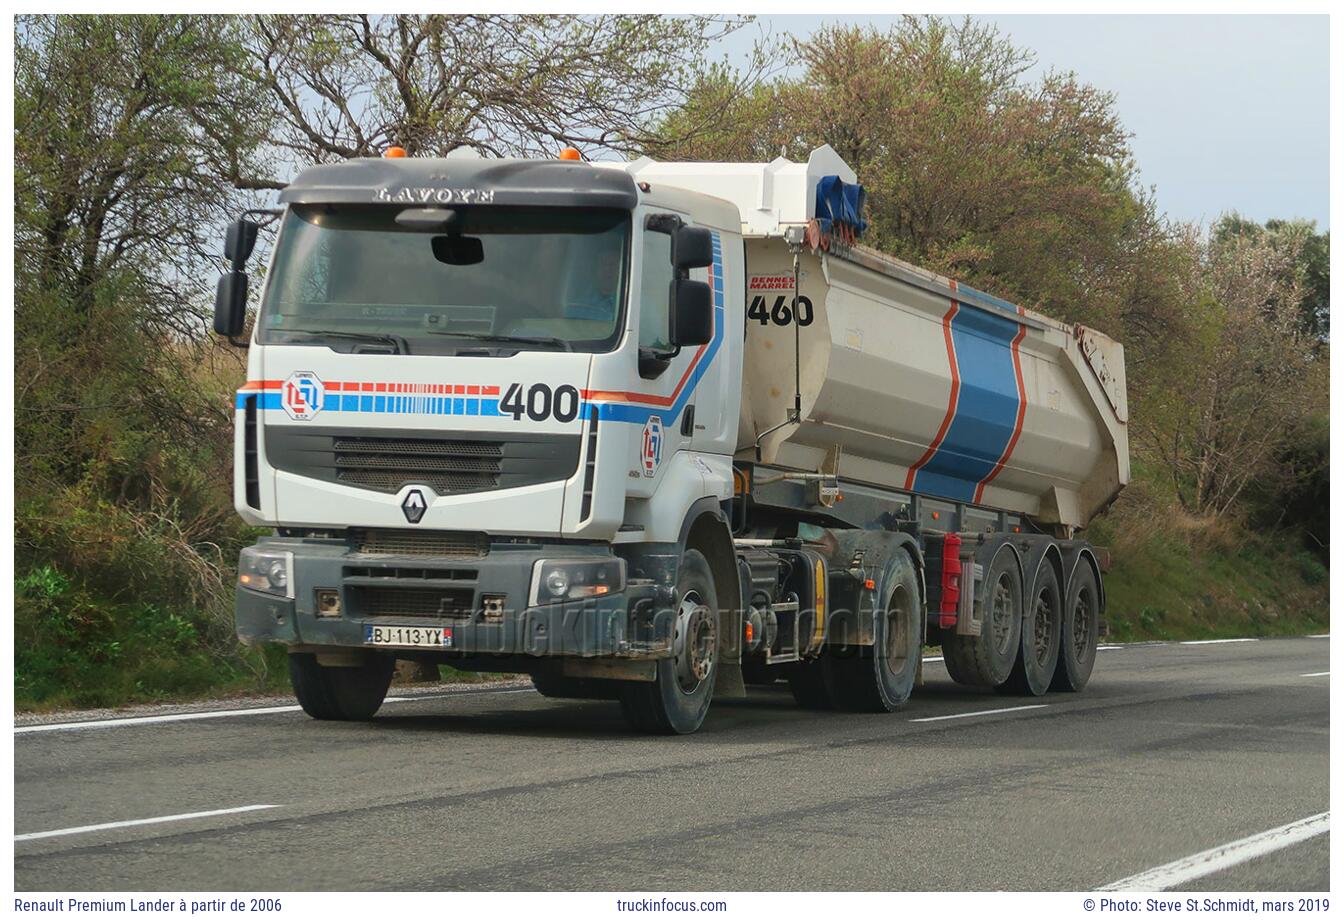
{"left": 884, "top": 584, "right": 912, "bottom": 668}
{"left": 1032, "top": 588, "right": 1054, "bottom": 667}
{"left": 1072, "top": 587, "right": 1093, "bottom": 659}
{"left": 991, "top": 574, "right": 1015, "bottom": 656}
{"left": 673, "top": 590, "right": 716, "bottom": 695}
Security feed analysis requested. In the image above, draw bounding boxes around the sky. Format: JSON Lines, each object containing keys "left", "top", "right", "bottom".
{"left": 714, "top": 14, "right": 1330, "bottom": 230}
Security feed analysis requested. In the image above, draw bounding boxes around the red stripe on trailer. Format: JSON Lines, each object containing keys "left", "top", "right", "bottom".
{"left": 905, "top": 282, "right": 962, "bottom": 491}
{"left": 974, "top": 308, "right": 1028, "bottom": 503}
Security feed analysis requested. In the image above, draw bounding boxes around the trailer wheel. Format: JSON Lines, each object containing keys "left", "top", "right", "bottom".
{"left": 829, "top": 550, "right": 922, "bottom": 712}
{"left": 941, "top": 547, "right": 1023, "bottom": 688}
{"left": 288, "top": 651, "right": 395, "bottom": 721}
{"left": 619, "top": 549, "right": 719, "bottom": 734}
{"left": 1000, "top": 564, "right": 1062, "bottom": 696}
{"left": 1052, "top": 562, "right": 1100, "bottom": 692}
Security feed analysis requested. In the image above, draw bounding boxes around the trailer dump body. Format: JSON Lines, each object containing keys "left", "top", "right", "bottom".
{"left": 621, "top": 147, "right": 1128, "bottom": 534}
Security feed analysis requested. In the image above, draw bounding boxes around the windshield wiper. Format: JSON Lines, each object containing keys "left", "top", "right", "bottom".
{"left": 424, "top": 331, "right": 573, "bottom": 352}
{"left": 274, "top": 329, "right": 409, "bottom": 354}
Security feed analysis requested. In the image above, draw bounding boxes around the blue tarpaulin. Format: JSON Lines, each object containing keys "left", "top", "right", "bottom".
{"left": 814, "top": 175, "right": 868, "bottom": 237}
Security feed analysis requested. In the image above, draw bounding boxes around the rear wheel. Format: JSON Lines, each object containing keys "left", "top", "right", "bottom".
{"left": 289, "top": 651, "right": 395, "bottom": 721}
{"left": 829, "top": 550, "right": 922, "bottom": 712}
{"left": 1052, "top": 562, "right": 1100, "bottom": 692}
{"left": 1000, "top": 564, "right": 1062, "bottom": 696}
{"left": 941, "top": 547, "right": 1023, "bottom": 688}
{"left": 620, "top": 549, "right": 719, "bottom": 734}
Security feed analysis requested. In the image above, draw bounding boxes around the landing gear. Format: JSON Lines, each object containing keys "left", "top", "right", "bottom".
{"left": 620, "top": 549, "right": 720, "bottom": 734}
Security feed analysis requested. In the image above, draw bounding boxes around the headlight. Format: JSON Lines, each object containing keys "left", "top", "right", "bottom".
{"left": 529, "top": 558, "right": 625, "bottom": 606}
{"left": 239, "top": 546, "right": 295, "bottom": 599}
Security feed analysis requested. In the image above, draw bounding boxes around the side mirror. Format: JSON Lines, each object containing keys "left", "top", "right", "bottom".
{"left": 672, "top": 226, "right": 713, "bottom": 270}
{"left": 669, "top": 278, "right": 712, "bottom": 346}
{"left": 224, "top": 218, "right": 260, "bottom": 268}
{"left": 214, "top": 271, "right": 248, "bottom": 337}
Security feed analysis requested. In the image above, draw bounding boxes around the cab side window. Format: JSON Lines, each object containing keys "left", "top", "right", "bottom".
{"left": 638, "top": 224, "right": 674, "bottom": 351}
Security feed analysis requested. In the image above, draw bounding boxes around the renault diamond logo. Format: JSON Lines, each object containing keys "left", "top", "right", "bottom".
{"left": 401, "top": 489, "right": 428, "bottom": 524}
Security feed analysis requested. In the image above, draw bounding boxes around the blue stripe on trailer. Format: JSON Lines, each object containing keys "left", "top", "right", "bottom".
{"left": 912, "top": 303, "right": 1023, "bottom": 503}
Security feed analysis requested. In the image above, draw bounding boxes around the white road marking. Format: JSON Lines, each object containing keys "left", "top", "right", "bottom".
{"left": 1098, "top": 645, "right": 1124, "bottom": 650}
{"left": 1099, "top": 811, "right": 1330, "bottom": 891}
{"left": 1307, "top": 634, "right": 1330, "bottom": 638}
{"left": 14, "top": 688, "right": 536, "bottom": 735}
{"left": 910, "top": 704, "right": 1047, "bottom": 723}
{"left": 1180, "top": 638, "right": 1258, "bottom": 645}
{"left": 15, "top": 804, "right": 279, "bottom": 843}
{"left": 15, "top": 704, "right": 304, "bottom": 734}
{"left": 1300, "top": 671, "right": 1329, "bottom": 678}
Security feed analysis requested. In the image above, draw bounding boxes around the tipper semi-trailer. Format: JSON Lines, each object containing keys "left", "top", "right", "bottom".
{"left": 214, "top": 144, "right": 1129, "bottom": 734}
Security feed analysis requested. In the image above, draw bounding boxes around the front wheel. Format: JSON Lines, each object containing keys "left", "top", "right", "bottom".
{"left": 620, "top": 549, "right": 719, "bottom": 734}
{"left": 288, "top": 651, "right": 395, "bottom": 721}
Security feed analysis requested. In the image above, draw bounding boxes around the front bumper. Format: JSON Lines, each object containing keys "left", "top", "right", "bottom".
{"left": 235, "top": 534, "right": 671, "bottom": 658}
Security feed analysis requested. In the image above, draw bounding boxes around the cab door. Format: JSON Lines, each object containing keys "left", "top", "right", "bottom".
{"left": 617, "top": 211, "right": 697, "bottom": 500}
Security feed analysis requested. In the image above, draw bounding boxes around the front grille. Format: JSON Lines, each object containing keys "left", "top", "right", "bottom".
{"left": 266, "top": 426, "right": 581, "bottom": 497}
{"left": 333, "top": 436, "right": 502, "bottom": 494}
{"left": 351, "top": 529, "right": 488, "bottom": 558}
{"left": 350, "top": 585, "right": 475, "bottom": 620}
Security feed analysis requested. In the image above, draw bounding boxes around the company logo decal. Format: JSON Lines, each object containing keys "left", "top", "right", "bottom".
{"left": 641, "top": 417, "right": 663, "bottom": 478}
{"left": 401, "top": 489, "right": 428, "bottom": 524}
{"left": 281, "top": 371, "right": 324, "bottom": 421}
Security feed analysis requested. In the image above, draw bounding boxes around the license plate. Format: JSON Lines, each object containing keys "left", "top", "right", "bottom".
{"left": 364, "top": 624, "right": 454, "bottom": 648}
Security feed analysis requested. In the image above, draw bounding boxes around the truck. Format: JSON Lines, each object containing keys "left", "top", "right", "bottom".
{"left": 213, "top": 144, "right": 1128, "bottom": 734}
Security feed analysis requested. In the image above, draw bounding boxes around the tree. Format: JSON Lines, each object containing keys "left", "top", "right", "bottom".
{"left": 246, "top": 14, "right": 767, "bottom": 163}
{"left": 1137, "top": 222, "right": 1327, "bottom": 517}
{"left": 656, "top": 18, "right": 1159, "bottom": 340}
{"left": 14, "top": 15, "right": 272, "bottom": 635}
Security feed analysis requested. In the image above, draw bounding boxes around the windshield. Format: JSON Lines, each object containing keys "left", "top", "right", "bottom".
{"left": 258, "top": 205, "right": 630, "bottom": 354}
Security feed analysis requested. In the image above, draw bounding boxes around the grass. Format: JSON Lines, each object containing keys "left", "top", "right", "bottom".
{"left": 1087, "top": 499, "right": 1329, "bottom": 643}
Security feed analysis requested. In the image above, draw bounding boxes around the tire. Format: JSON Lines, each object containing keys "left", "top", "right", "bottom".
{"left": 530, "top": 671, "right": 621, "bottom": 700}
{"left": 619, "top": 549, "right": 719, "bottom": 734}
{"left": 828, "top": 550, "right": 922, "bottom": 712}
{"left": 288, "top": 651, "right": 395, "bottom": 721}
{"left": 1000, "top": 563, "right": 1062, "bottom": 696}
{"left": 1052, "top": 561, "right": 1101, "bottom": 692}
{"left": 940, "top": 546, "right": 1023, "bottom": 688}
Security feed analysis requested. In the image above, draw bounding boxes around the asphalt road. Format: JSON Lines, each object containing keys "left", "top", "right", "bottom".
{"left": 13, "top": 636, "right": 1330, "bottom": 892}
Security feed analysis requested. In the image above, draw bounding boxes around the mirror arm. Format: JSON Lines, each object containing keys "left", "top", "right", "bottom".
{"left": 241, "top": 207, "right": 283, "bottom": 227}
{"left": 227, "top": 335, "right": 250, "bottom": 350}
